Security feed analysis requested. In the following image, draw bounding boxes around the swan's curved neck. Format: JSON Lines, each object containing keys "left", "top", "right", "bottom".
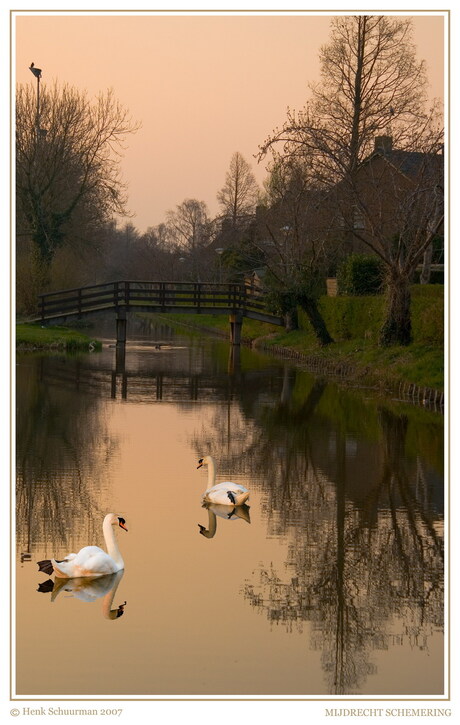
{"left": 205, "top": 458, "right": 216, "bottom": 489}
{"left": 103, "top": 518, "right": 124, "bottom": 569}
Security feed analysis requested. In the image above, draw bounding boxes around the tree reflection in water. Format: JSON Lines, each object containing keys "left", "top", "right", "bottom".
{"left": 193, "top": 368, "right": 444, "bottom": 694}
{"left": 16, "top": 355, "right": 119, "bottom": 556}
{"left": 17, "top": 341, "right": 443, "bottom": 695}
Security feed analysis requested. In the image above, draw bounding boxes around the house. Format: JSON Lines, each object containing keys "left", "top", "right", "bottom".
{"left": 322, "top": 135, "right": 444, "bottom": 262}
{"left": 216, "top": 136, "right": 443, "bottom": 292}
{"left": 244, "top": 267, "right": 266, "bottom": 295}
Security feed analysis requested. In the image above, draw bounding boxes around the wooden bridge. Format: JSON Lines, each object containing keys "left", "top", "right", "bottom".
{"left": 35, "top": 280, "right": 284, "bottom": 345}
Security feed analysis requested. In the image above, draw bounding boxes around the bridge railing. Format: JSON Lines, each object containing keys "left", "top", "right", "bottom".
{"left": 38, "top": 280, "right": 269, "bottom": 320}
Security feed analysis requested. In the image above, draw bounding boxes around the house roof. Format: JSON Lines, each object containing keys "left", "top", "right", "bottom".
{"left": 367, "top": 148, "right": 443, "bottom": 181}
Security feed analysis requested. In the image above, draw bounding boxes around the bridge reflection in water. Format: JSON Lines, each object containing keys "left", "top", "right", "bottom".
{"left": 17, "top": 324, "right": 444, "bottom": 696}
{"left": 37, "top": 341, "right": 257, "bottom": 404}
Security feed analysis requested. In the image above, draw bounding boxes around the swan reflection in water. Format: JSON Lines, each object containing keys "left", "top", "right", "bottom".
{"left": 198, "top": 502, "right": 251, "bottom": 539}
{"left": 37, "top": 569, "right": 127, "bottom": 620}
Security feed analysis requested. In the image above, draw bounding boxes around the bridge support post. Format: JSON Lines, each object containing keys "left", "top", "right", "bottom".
{"left": 116, "top": 307, "right": 127, "bottom": 346}
{"left": 229, "top": 312, "right": 243, "bottom": 346}
{"left": 115, "top": 307, "right": 127, "bottom": 382}
{"left": 112, "top": 308, "right": 127, "bottom": 400}
{"left": 115, "top": 344, "right": 126, "bottom": 374}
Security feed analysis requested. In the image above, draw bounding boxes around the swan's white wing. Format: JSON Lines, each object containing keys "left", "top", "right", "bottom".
{"left": 205, "top": 481, "right": 248, "bottom": 494}
{"left": 53, "top": 546, "right": 118, "bottom": 578}
{"left": 73, "top": 545, "right": 104, "bottom": 561}
{"left": 205, "top": 482, "right": 250, "bottom": 506}
{"left": 50, "top": 553, "right": 77, "bottom": 577}
{"left": 73, "top": 546, "right": 118, "bottom": 576}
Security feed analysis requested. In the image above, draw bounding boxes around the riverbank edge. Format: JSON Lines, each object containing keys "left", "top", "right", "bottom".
{"left": 16, "top": 323, "right": 102, "bottom": 352}
{"left": 154, "top": 313, "right": 444, "bottom": 411}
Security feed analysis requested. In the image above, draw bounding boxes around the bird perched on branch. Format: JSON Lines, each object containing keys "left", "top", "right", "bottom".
{"left": 29, "top": 62, "right": 42, "bottom": 78}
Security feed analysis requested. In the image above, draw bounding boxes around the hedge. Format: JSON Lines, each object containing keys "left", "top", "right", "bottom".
{"left": 297, "top": 285, "right": 443, "bottom": 346}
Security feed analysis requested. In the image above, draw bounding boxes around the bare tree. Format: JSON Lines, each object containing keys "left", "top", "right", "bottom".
{"left": 344, "top": 141, "right": 443, "bottom": 345}
{"left": 16, "top": 82, "right": 140, "bottom": 289}
{"left": 257, "top": 155, "right": 334, "bottom": 342}
{"left": 217, "top": 151, "right": 260, "bottom": 228}
{"left": 262, "top": 17, "right": 434, "bottom": 181}
{"left": 166, "top": 199, "right": 212, "bottom": 281}
{"left": 259, "top": 15, "right": 444, "bottom": 346}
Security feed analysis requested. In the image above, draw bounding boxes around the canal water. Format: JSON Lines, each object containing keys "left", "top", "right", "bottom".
{"left": 15, "top": 315, "right": 444, "bottom": 697}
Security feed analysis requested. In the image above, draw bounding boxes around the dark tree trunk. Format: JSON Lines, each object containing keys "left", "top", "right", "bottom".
{"left": 379, "top": 273, "right": 412, "bottom": 346}
{"left": 31, "top": 246, "right": 51, "bottom": 294}
{"left": 300, "top": 297, "right": 334, "bottom": 346}
{"left": 419, "top": 243, "right": 433, "bottom": 285}
{"left": 284, "top": 307, "right": 299, "bottom": 332}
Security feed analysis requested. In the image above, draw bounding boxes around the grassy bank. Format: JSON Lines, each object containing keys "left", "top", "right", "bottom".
{"left": 156, "top": 285, "right": 444, "bottom": 392}
{"left": 16, "top": 323, "right": 102, "bottom": 351}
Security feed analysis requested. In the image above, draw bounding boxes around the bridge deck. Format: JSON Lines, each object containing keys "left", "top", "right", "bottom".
{"left": 32, "top": 280, "right": 284, "bottom": 328}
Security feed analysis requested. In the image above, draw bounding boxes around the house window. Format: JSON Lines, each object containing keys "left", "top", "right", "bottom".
{"left": 336, "top": 210, "right": 365, "bottom": 230}
{"left": 353, "top": 208, "right": 365, "bottom": 230}
{"left": 337, "top": 213, "right": 346, "bottom": 229}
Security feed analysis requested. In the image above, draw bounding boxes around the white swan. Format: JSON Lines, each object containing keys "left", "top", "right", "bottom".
{"left": 37, "top": 513, "right": 128, "bottom": 579}
{"left": 197, "top": 456, "right": 250, "bottom": 506}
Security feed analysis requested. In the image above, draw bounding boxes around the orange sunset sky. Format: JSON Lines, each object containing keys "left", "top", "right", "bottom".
{"left": 13, "top": 10, "right": 446, "bottom": 234}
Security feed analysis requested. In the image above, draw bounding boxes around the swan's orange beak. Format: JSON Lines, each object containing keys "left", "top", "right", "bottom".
{"left": 197, "top": 459, "right": 203, "bottom": 469}
{"left": 118, "top": 520, "right": 128, "bottom": 531}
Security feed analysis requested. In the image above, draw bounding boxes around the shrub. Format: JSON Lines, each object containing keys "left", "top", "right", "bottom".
{"left": 337, "top": 254, "right": 384, "bottom": 296}
{"left": 410, "top": 285, "right": 444, "bottom": 345}
{"left": 297, "top": 285, "right": 443, "bottom": 346}
{"left": 314, "top": 296, "right": 383, "bottom": 341}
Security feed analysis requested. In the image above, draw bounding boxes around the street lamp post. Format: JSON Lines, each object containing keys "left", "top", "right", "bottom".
{"left": 215, "top": 247, "right": 224, "bottom": 284}
{"left": 280, "top": 225, "right": 292, "bottom": 277}
{"left": 29, "top": 62, "right": 42, "bottom": 140}
{"left": 177, "top": 256, "right": 186, "bottom": 281}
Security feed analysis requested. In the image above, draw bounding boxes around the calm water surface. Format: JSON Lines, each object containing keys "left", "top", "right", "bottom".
{"left": 15, "top": 316, "right": 444, "bottom": 697}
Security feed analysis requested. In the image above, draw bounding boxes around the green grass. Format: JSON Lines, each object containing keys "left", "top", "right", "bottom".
{"left": 16, "top": 323, "right": 101, "bottom": 351}
{"left": 150, "top": 312, "right": 275, "bottom": 342}
{"left": 262, "top": 334, "right": 444, "bottom": 390}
